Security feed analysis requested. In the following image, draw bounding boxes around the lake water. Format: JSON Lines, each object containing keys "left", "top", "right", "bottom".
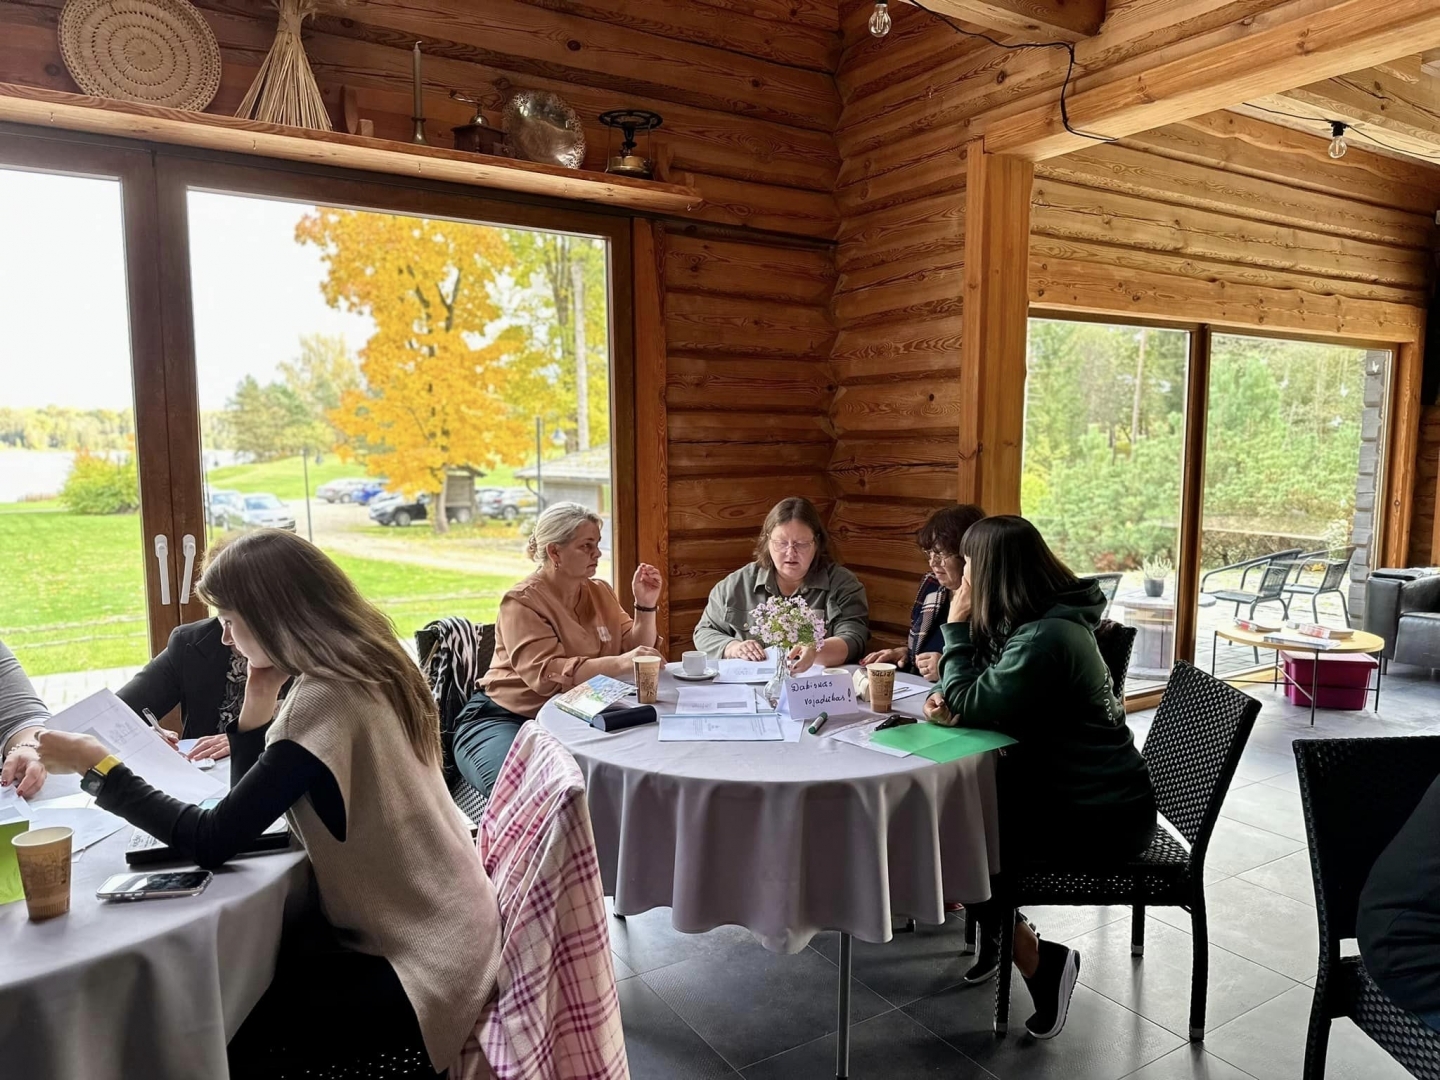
{"left": 0, "top": 449, "right": 249, "bottom": 503}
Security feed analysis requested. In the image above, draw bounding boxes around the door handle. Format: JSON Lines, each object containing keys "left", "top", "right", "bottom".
{"left": 179, "top": 534, "right": 197, "bottom": 604}
{"left": 153, "top": 534, "right": 171, "bottom": 606}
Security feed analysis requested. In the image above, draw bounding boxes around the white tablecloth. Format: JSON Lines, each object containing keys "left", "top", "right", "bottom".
{"left": 540, "top": 668, "right": 1001, "bottom": 953}
{"left": 0, "top": 763, "right": 312, "bottom": 1080}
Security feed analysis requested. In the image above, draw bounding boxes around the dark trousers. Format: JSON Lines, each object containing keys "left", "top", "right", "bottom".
{"left": 228, "top": 915, "right": 439, "bottom": 1078}
{"left": 452, "top": 690, "right": 528, "bottom": 799}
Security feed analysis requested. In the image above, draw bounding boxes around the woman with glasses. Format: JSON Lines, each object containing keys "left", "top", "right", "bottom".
{"left": 693, "top": 497, "right": 868, "bottom": 674}
{"left": 862, "top": 504, "right": 986, "bottom": 682}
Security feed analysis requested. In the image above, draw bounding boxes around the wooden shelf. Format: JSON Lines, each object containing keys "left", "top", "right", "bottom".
{"left": 0, "top": 83, "right": 703, "bottom": 215}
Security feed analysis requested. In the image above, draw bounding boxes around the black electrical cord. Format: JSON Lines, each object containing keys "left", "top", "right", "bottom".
{"left": 1242, "top": 102, "right": 1440, "bottom": 164}
{"left": 900, "top": 0, "right": 1115, "bottom": 144}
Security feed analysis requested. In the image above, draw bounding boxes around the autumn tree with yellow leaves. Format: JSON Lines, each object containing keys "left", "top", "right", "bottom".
{"left": 296, "top": 209, "right": 535, "bottom": 532}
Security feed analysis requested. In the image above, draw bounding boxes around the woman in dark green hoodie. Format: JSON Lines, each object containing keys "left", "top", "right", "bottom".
{"left": 924, "top": 515, "right": 1156, "bottom": 1040}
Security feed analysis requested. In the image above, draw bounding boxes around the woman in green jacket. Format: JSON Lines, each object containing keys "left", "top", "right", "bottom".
{"left": 924, "top": 515, "right": 1156, "bottom": 1041}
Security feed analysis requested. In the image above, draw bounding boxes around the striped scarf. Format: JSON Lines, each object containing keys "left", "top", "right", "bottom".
{"left": 907, "top": 574, "right": 951, "bottom": 669}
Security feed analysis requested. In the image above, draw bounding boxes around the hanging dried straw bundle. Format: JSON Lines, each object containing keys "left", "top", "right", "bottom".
{"left": 236, "top": 0, "right": 332, "bottom": 130}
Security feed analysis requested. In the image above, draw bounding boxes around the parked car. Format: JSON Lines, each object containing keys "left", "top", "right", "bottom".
{"left": 353, "top": 480, "right": 391, "bottom": 506}
{"left": 369, "top": 491, "right": 473, "bottom": 527}
{"left": 208, "top": 489, "right": 245, "bottom": 528}
{"left": 213, "top": 492, "right": 297, "bottom": 532}
{"left": 483, "top": 486, "right": 540, "bottom": 522}
{"left": 316, "top": 477, "right": 371, "bottom": 503}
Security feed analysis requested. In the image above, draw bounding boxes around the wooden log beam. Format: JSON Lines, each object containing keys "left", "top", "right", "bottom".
{"left": 984, "top": 0, "right": 1440, "bottom": 160}
{"left": 633, "top": 220, "right": 669, "bottom": 648}
{"left": 908, "top": 0, "right": 1104, "bottom": 41}
{"left": 958, "top": 146, "right": 1032, "bottom": 513}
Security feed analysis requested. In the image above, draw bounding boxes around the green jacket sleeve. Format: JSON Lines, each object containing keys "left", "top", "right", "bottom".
{"left": 825, "top": 569, "right": 870, "bottom": 664}
{"left": 693, "top": 575, "right": 744, "bottom": 659}
{"left": 937, "top": 621, "right": 1054, "bottom": 739}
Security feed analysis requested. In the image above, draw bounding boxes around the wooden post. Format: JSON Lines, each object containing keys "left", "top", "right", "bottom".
{"left": 1384, "top": 335, "right": 1424, "bottom": 566}
{"left": 633, "top": 219, "right": 669, "bottom": 649}
{"left": 959, "top": 144, "right": 1034, "bottom": 515}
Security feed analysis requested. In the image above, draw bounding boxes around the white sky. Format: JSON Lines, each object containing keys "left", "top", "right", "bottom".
{"left": 0, "top": 169, "right": 372, "bottom": 412}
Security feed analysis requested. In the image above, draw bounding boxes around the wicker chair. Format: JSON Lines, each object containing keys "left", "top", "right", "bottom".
{"left": 416, "top": 617, "right": 496, "bottom": 823}
{"left": 987, "top": 661, "right": 1260, "bottom": 1039}
{"left": 1295, "top": 736, "right": 1440, "bottom": 1080}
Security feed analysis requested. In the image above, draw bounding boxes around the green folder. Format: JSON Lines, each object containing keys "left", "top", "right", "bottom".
{"left": 871, "top": 722, "right": 1015, "bottom": 763}
{"left": 0, "top": 820, "right": 28, "bottom": 905}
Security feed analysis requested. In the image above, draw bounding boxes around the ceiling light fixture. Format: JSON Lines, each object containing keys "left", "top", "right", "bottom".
{"left": 1328, "top": 121, "right": 1348, "bottom": 159}
{"left": 869, "top": 0, "right": 891, "bottom": 38}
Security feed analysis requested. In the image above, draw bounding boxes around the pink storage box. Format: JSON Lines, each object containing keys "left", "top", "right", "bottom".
{"left": 1280, "top": 650, "right": 1378, "bottom": 710}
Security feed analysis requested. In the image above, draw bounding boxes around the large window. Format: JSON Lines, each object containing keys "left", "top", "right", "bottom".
{"left": 1022, "top": 315, "right": 1392, "bottom": 696}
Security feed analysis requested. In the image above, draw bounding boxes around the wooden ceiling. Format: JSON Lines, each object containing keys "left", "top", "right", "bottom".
{"left": 1239, "top": 54, "right": 1440, "bottom": 170}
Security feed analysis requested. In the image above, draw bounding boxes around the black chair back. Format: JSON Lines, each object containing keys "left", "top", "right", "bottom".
{"left": 1294, "top": 737, "right": 1440, "bottom": 952}
{"left": 1318, "top": 549, "right": 1356, "bottom": 592}
{"left": 416, "top": 617, "right": 496, "bottom": 777}
{"left": 1141, "top": 661, "right": 1261, "bottom": 850}
{"left": 1094, "top": 619, "right": 1137, "bottom": 696}
{"left": 1085, "top": 573, "right": 1124, "bottom": 616}
{"left": 1255, "top": 560, "right": 1294, "bottom": 601}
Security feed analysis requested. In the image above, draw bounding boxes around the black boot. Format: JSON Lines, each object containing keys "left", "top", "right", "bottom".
{"left": 963, "top": 911, "right": 1032, "bottom": 987}
{"left": 1022, "top": 938, "right": 1081, "bottom": 1039}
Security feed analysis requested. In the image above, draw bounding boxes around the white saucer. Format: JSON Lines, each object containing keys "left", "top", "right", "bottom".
{"left": 669, "top": 665, "right": 719, "bottom": 681}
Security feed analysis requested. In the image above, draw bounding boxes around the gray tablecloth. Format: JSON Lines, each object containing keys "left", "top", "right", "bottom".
{"left": 540, "top": 668, "right": 1001, "bottom": 953}
{"left": 0, "top": 763, "right": 312, "bottom": 1080}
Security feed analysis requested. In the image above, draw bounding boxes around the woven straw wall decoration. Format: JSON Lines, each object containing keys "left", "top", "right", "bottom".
{"left": 235, "top": 0, "right": 333, "bottom": 131}
{"left": 58, "top": 0, "right": 221, "bottom": 112}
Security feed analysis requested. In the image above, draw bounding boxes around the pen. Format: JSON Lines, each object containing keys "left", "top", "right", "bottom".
{"left": 141, "top": 708, "right": 162, "bottom": 731}
{"left": 808, "top": 711, "right": 829, "bottom": 736}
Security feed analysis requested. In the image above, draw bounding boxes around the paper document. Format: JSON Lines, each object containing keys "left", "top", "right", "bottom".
{"left": 675, "top": 685, "right": 757, "bottom": 715}
{"left": 29, "top": 806, "right": 127, "bottom": 852}
{"left": 0, "top": 784, "right": 30, "bottom": 823}
{"left": 177, "top": 739, "right": 199, "bottom": 755}
{"left": 888, "top": 682, "right": 930, "bottom": 701}
{"left": 659, "top": 713, "right": 783, "bottom": 742}
{"left": 47, "top": 690, "right": 226, "bottom": 804}
{"left": 715, "top": 659, "right": 775, "bottom": 683}
{"left": 825, "top": 717, "right": 911, "bottom": 758}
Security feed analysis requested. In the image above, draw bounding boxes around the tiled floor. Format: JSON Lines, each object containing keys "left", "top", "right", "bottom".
{"left": 609, "top": 664, "right": 1440, "bottom": 1080}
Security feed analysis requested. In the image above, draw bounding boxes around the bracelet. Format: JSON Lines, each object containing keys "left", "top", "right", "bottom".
{"left": 4, "top": 739, "right": 40, "bottom": 760}
{"left": 634, "top": 604, "right": 657, "bottom": 612}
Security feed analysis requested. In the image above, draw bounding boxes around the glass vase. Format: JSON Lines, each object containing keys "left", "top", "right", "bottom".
{"left": 762, "top": 648, "right": 787, "bottom": 709}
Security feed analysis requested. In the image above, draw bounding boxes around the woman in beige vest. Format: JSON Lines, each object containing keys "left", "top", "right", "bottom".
{"left": 37, "top": 529, "right": 500, "bottom": 1077}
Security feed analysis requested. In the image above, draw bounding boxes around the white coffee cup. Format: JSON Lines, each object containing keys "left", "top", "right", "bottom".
{"left": 682, "top": 650, "right": 708, "bottom": 676}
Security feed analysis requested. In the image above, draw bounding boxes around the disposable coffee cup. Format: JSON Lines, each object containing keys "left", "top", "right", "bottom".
{"left": 13, "top": 826, "right": 74, "bottom": 921}
{"left": 634, "top": 655, "right": 662, "bottom": 704}
{"left": 682, "top": 650, "right": 708, "bottom": 676}
{"left": 867, "top": 662, "right": 897, "bottom": 713}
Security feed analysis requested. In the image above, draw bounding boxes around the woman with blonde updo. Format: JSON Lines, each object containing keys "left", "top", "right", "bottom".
{"left": 452, "top": 502, "right": 663, "bottom": 798}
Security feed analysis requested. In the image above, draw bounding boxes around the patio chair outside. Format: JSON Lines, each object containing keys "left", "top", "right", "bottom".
{"left": 1283, "top": 546, "right": 1357, "bottom": 625}
{"left": 1084, "top": 572, "right": 1124, "bottom": 617}
{"left": 1295, "top": 736, "right": 1440, "bottom": 1080}
{"left": 1200, "top": 548, "right": 1302, "bottom": 620}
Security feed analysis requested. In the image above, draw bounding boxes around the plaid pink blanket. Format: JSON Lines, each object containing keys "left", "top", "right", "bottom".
{"left": 452, "top": 722, "right": 629, "bottom": 1080}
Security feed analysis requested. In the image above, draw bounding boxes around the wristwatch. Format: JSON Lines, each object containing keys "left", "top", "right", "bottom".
{"left": 80, "top": 754, "right": 122, "bottom": 798}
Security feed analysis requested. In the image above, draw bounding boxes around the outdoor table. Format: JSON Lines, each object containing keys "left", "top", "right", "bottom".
{"left": 0, "top": 761, "right": 312, "bottom": 1080}
{"left": 1211, "top": 624, "right": 1386, "bottom": 725}
{"left": 540, "top": 665, "right": 1001, "bottom": 1079}
{"left": 1116, "top": 589, "right": 1217, "bottom": 680}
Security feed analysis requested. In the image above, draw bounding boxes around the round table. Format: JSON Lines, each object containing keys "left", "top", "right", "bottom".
{"left": 1211, "top": 625, "right": 1386, "bottom": 724}
{"left": 0, "top": 762, "right": 312, "bottom": 1080}
{"left": 539, "top": 666, "right": 1001, "bottom": 955}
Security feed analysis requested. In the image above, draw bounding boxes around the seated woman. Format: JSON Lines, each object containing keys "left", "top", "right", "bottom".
{"left": 452, "top": 502, "right": 663, "bottom": 799}
{"left": 37, "top": 530, "right": 500, "bottom": 1077}
{"left": 923, "top": 516, "right": 1155, "bottom": 1040}
{"left": 862, "top": 503, "right": 985, "bottom": 681}
{"left": 0, "top": 639, "right": 50, "bottom": 798}
{"left": 117, "top": 616, "right": 292, "bottom": 773}
{"left": 693, "top": 496, "right": 868, "bottom": 673}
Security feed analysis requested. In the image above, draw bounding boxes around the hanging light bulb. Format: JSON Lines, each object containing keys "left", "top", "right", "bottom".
{"left": 1328, "top": 121, "right": 1348, "bottom": 160}
{"left": 869, "top": 0, "right": 891, "bottom": 37}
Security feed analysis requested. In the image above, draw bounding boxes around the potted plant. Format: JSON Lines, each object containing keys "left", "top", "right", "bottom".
{"left": 1142, "top": 554, "right": 1172, "bottom": 598}
{"left": 747, "top": 596, "right": 827, "bottom": 707}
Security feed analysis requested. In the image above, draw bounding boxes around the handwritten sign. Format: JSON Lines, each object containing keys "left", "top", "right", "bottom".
{"left": 781, "top": 673, "right": 858, "bottom": 723}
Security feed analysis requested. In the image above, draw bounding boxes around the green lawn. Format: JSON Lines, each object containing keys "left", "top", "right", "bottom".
{"left": 0, "top": 506, "right": 513, "bottom": 676}
{"left": 208, "top": 455, "right": 531, "bottom": 500}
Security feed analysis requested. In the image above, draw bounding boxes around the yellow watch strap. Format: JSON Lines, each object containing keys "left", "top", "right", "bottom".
{"left": 93, "top": 754, "right": 121, "bottom": 776}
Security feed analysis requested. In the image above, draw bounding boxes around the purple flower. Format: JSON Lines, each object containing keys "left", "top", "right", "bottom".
{"left": 747, "top": 596, "right": 826, "bottom": 649}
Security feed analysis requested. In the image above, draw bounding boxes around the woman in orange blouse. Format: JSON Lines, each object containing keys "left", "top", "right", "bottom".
{"left": 453, "top": 502, "right": 663, "bottom": 797}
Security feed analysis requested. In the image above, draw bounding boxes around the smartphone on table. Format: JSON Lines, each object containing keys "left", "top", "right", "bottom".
{"left": 97, "top": 870, "right": 213, "bottom": 902}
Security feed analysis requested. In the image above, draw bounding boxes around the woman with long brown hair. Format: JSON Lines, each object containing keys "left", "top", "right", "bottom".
{"left": 924, "top": 515, "right": 1155, "bottom": 1041}
{"left": 693, "top": 496, "right": 869, "bottom": 673}
{"left": 37, "top": 529, "right": 500, "bottom": 1077}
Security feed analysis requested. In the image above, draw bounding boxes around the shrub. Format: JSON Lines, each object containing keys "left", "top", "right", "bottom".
{"left": 61, "top": 451, "right": 140, "bottom": 514}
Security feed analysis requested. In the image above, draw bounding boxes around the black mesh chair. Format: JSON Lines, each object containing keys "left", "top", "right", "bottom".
{"left": 416, "top": 616, "right": 496, "bottom": 823}
{"left": 1283, "top": 546, "right": 1357, "bottom": 625}
{"left": 1295, "top": 736, "right": 1440, "bottom": 1080}
{"left": 1084, "top": 573, "right": 1125, "bottom": 618}
{"left": 988, "top": 662, "right": 1260, "bottom": 1039}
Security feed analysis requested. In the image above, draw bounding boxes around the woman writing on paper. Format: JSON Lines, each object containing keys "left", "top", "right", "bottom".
{"left": 693, "top": 497, "right": 868, "bottom": 674}
{"left": 451, "top": 502, "right": 663, "bottom": 800}
{"left": 35, "top": 529, "right": 500, "bottom": 1077}
{"left": 923, "top": 516, "right": 1155, "bottom": 1041}
{"left": 861, "top": 503, "right": 986, "bottom": 682}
